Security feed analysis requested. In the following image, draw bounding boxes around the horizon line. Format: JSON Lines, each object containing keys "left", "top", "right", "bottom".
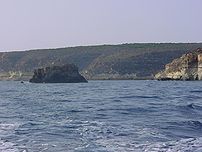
{"left": 1, "top": 42, "right": 202, "bottom": 53}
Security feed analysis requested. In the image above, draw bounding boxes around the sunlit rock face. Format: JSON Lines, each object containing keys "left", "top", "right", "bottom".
{"left": 29, "top": 64, "right": 87, "bottom": 83}
{"left": 155, "top": 48, "right": 202, "bottom": 81}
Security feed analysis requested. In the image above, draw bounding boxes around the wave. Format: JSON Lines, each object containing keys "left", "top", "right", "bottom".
{"left": 187, "top": 103, "right": 202, "bottom": 110}
{"left": 190, "top": 90, "right": 202, "bottom": 93}
{"left": 0, "top": 123, "right": 21, "bottom": 152}
{"left": 96, "top": 137, "right": 202, "bottom": 152}
{"left": 0, "top": 140, "right": 19, "bottom": 152}
{"left": 177, "top": 103, "right": 202, "bottom": 112}
{"left": 98, "top": 107, "right": 156, "bottom": 115}
{"left": 0, "top": 123, "right": 19, "bottom": 134}
{"left": 137, "top": 137, "right": 202, "bottom": 152}
{"left": 168, "top": 120, "right": 202, "bottom": 130}
{"left": 162, "top": 120, "right": 202, "bottom": 140}
{"left": 119, "top": 95, "right": 161, "bottom": 99}
{"left": 187, "top": 103, "right": 196, "bottom": 109}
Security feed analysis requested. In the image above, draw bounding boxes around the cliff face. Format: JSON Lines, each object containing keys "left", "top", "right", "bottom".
{"left": 155, "top": 48, "right": 202, "bottom": 80}
{"left": 29, "top": 64, "right": 87, "bottom": 83}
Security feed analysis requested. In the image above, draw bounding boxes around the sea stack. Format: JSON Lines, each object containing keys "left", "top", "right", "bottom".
{"left": 29, "top": 64, "right": 87, "bottom": 83}
{"left": 155, "top": 48, "right": 202, "bottom": 81}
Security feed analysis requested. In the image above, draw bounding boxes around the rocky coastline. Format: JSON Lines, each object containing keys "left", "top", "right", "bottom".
{"left": 155, "top": 48, "right": 202, "bottom": 81}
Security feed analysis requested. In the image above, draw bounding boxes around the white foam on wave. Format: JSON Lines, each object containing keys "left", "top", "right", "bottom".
{"left": 96, "top": 137, "right": 202, "bottom": 152}
{"left": 140, "top": 138, "right": 202, "bottom": 152}
{"left": 0, "top": 123, "right": 19, "bottom": 133}
{"left": 0, "top": 123, "right": 21, "bottom": 152}
{"left": 0, "top": 140, "right": 19, "bottom": 152}
{"left": 72, "top": 119, "right": 202, "bottom": 152}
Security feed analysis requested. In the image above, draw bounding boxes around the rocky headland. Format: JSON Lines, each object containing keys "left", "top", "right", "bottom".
{"left": 155, "top": 48, "right": 202, "bottom": 80}
{"left": 29, "top": 64, "right": 87, "bottom": 83}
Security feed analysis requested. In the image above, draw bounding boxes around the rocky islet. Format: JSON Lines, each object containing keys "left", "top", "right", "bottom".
{"left": 29, "top": 64, "right": 87, "bottom": 83}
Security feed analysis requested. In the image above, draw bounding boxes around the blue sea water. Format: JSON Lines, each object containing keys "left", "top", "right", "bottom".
{"left": 0, "top": 80, "right": 202, "bottom": 152}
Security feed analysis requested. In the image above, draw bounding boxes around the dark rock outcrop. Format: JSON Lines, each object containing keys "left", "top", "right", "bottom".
{"left": 29, "top": 64, "right": 87, "bottom": 83}
{"left": 155, "top": 48, "right": 202, "bottom": 80}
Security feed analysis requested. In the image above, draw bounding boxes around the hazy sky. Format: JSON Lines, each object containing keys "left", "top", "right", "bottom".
{"left": 0, "top": 0, "right": 202, "bottom": 51}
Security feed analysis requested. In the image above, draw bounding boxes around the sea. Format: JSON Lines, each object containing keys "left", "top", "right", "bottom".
{"left": 0, "top": 80, "right": 202, "bottom": 152}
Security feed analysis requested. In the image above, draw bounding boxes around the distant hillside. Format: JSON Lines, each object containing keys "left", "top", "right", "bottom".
{"left": 0, "top": 43, "right": 202, "bottom": 80}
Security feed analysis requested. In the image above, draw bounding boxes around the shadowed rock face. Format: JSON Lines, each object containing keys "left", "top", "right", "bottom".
{"left": 29, "top": 64, "right": 87, "bottom": 83}
{"left": 155, "top": 48, "right": 202, "bottom": 81}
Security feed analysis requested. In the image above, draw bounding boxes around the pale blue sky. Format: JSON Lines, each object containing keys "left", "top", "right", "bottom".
{"left": 0, "top": 0, "right": 201, "bottom": 51}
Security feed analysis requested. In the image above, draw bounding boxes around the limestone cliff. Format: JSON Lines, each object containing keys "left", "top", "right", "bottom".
{"left": 155, "top": 48, "right": 202, "bottom": 80}
{"left": 29, "top": 64, "right": 87, "bottom": 83}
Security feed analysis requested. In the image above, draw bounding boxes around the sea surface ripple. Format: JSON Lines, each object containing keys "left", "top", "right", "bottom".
{"left": 0, "top": 80, "right": 202, "bottom": 152}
